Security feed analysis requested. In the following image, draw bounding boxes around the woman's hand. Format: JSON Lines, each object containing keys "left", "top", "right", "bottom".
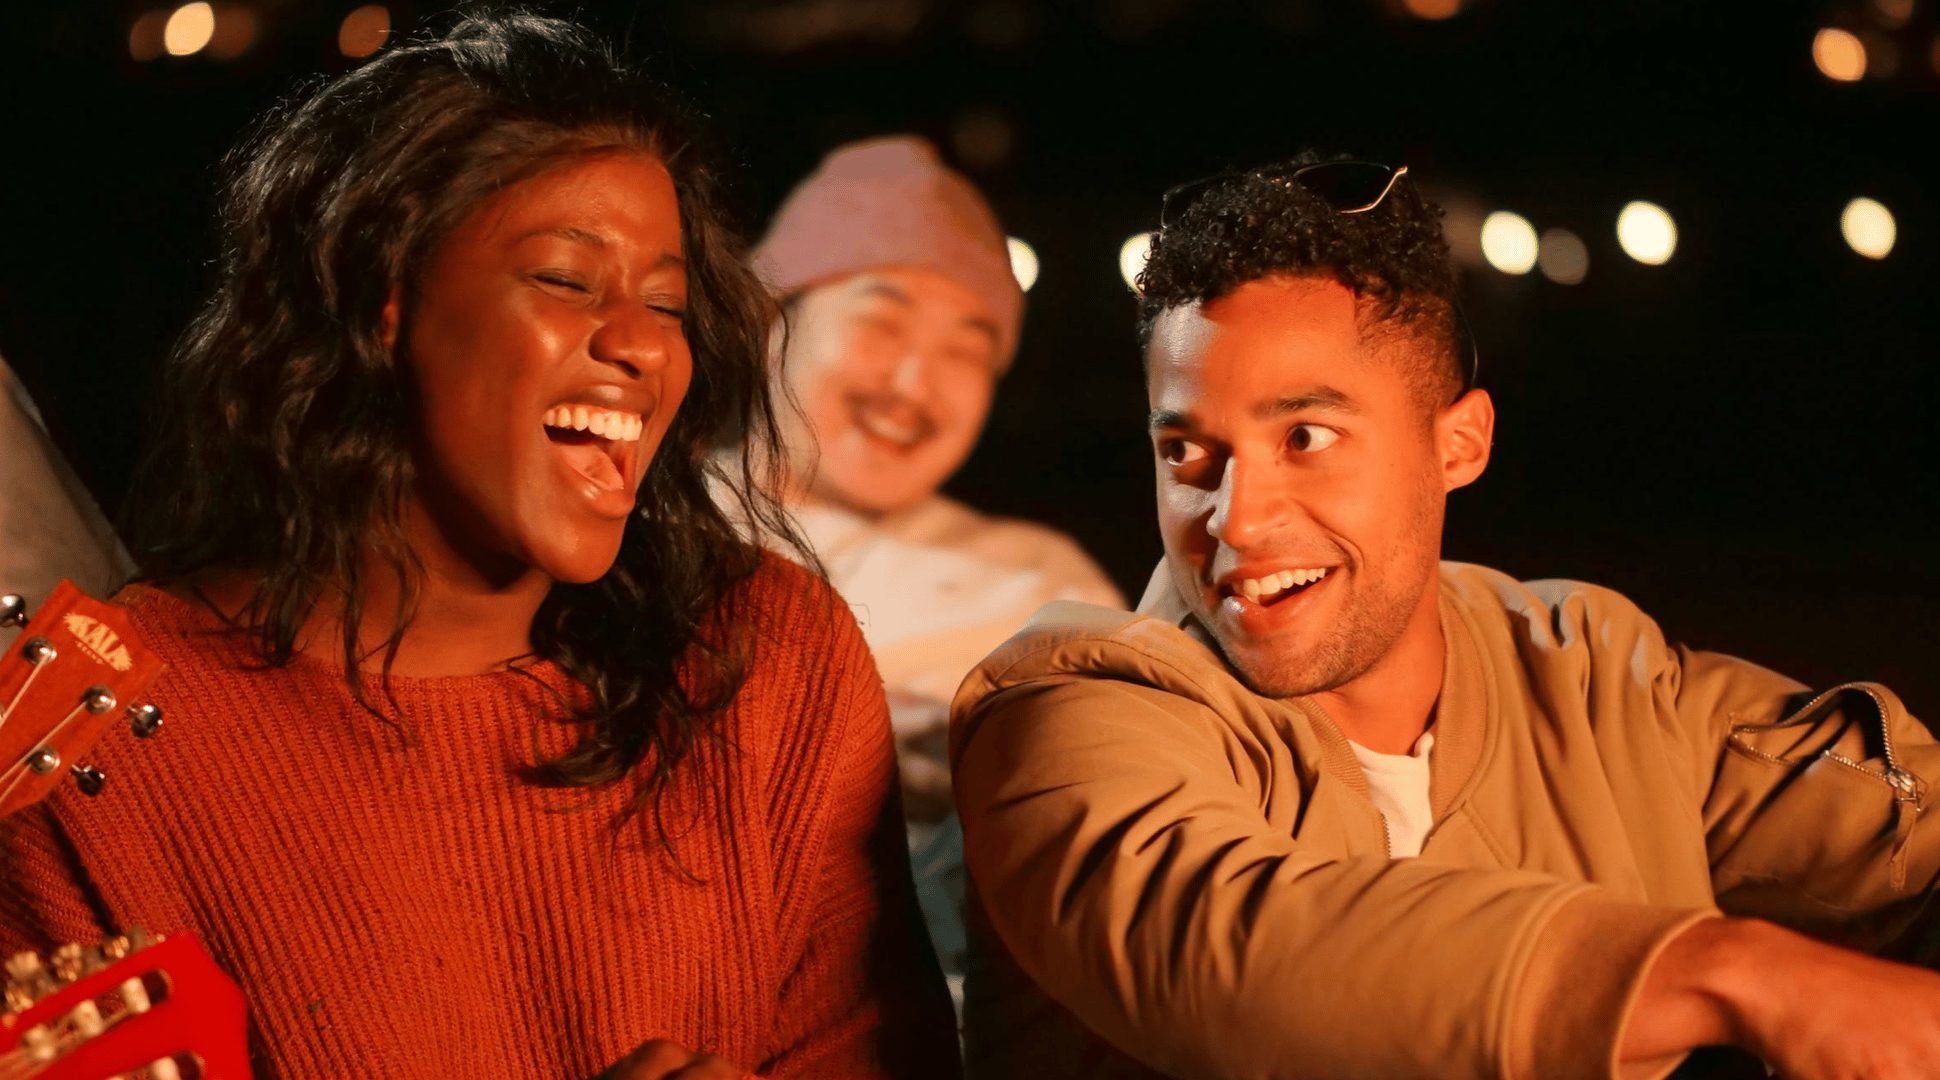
{"left": 600, "top": 1039, "right": 748, "bottom": 1080}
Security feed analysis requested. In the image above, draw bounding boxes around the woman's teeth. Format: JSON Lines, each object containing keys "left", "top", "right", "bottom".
{"left": 543, "top": 404, "right": 643, "bottom": 442}
{"left": 1238, "top": 567, "right": 1330, "bottom": 602}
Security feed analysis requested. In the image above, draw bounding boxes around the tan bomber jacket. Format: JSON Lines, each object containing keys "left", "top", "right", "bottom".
{"left": 948, "top": 562, "right": 1940, "bottom": 1080}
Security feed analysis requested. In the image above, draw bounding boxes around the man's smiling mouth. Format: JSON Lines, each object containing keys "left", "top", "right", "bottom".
{"left": 846, "top": 392, "right": 935, "bottom": 451}
{"left": 1219, "top": 566, "right": 1333, "bottom": 608}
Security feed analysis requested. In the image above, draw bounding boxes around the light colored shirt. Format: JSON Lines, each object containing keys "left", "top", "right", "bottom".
{"left": 793, "top": 494, "right": 1123, "bottom": 709}
{"left": 1347, "top": 732, "right": 1436, "bottom": 858}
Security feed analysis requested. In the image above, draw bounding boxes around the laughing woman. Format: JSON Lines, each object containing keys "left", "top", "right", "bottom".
{"left": 0, "top": 13, "right": 958, "bottom": 1079}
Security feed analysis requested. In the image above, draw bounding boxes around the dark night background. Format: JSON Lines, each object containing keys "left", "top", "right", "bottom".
{"left": 3, "top": 0, "right": 1935, "bottom": 712}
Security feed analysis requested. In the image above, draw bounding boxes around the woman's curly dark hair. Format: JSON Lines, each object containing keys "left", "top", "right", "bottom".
{"left": 1137, "top": 151, "right": 1468, "bottom": 406}
{"left": 126, "top": 11, "right": 810, "bottom": 821}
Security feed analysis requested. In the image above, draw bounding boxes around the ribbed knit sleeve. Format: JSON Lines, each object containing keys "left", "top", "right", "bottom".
{"left": 756, "top": 569, "right": 961, "bottom": 1079}
{"left": 0, "top": 804, "right": 107, "bottom": 955}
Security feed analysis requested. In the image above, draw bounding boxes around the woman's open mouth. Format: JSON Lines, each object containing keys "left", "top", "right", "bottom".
{"left": 542, "top": 403, "right": 641, "bottom": 496}
{"left": 846, "top": 392, "right": 935, "bottom": 453}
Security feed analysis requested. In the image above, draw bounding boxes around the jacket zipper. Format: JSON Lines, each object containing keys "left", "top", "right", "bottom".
{"left": 1732, "top": 682, "right": 1924, "bottom": 887}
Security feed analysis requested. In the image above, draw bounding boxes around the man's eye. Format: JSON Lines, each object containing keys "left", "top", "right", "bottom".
{"left": 1160, "top": 440, "right": 1208, "bottom": 466}
{"left": 1288, "top": 424, "right": 1339, "bottom": 453}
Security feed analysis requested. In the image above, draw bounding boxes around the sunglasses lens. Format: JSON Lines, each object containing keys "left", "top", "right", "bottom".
{"left": 1290, "top": 162, "right": 1398, "bottom": 212}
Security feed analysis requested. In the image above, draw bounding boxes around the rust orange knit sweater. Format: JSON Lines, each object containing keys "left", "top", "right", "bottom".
{"left": 0, "top": 557, "right": 960, "bottom": 1078}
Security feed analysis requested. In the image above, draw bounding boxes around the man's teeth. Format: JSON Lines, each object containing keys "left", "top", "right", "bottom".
{"left": 543, "top": 404, "right": 642, "bottom": 442}
{"left": 1238, "top": 567, "right": 1330, "bottom": 602}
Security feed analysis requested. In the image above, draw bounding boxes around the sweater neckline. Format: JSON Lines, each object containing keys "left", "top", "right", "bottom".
{"left": 117, "top": 582, "right": 574, "bottom": 697}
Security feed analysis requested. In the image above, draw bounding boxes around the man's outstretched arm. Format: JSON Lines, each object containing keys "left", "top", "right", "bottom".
{"left": 953, "top": 676, "right": 1711, "bottom": 1080}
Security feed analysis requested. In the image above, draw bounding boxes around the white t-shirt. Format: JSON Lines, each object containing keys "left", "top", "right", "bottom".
{"left": 1347, "top": 732, "right": 1436, "bottom": 858}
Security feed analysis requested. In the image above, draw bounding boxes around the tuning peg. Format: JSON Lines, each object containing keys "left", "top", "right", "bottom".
{"left": 72, "top": 763, "right": 106, "bottom": 796}
{"left": 24, "top": 747, "right": 60, "bottom": 775}
{"left": 128, "top": 702, "right": 163, "bottom": 738}
{"left": 20, "top": 635, "right": 55, "bottom": 665}
{"left": 49, "top": 943, "right": 83, "bottom": 983}
{"left": 0, "top": 593, "right": 26, "bottom": 628}
{"left": 83, "top": 685, "right": 117, "bottom": 715}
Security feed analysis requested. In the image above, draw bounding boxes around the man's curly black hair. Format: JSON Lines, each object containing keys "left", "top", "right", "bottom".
{"left": 1137, "top": 151, "right": 1467, "bottom": 410}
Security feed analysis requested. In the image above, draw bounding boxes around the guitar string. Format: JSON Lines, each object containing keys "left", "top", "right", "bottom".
{"left": 0, "top": 654, "right": 55, "bottom": 744}
{"left": 0, "top": 701, "right": 86, "bottom": 812}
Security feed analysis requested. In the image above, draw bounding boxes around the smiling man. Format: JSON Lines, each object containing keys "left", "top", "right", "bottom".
{"left": 949, "top": 155, "right": 1940, "bottom": 1079}
{"left": 753, "top": 136, "right": 1121, "bottom": 1001}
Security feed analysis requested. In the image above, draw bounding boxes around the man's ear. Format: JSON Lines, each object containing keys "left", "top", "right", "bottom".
{"left": 1436, "top": 387, "right": 1494, "bottom": 493}
{"left": 380, "top": 289, "right": 401, "bottom": 353}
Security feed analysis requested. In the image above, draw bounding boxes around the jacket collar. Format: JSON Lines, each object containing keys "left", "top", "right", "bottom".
{"left": 1133, "top": 561, "right": 1493, "bottom": 821}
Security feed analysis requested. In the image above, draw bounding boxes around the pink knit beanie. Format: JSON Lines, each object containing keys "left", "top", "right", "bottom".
{"left": 753, "top": 136, "right": 1024, "bottom": 367}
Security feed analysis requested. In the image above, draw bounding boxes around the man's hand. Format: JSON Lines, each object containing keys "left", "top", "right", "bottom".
{"left": 1626, "top": 916, "right": 1940, "bottom": 1079}
{"left": 599, "top": 1039, "right": 746, "bottom": 1080}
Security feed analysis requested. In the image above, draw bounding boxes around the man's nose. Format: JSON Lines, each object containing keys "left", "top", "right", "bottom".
{"left": 887, "top": 348, "right": 929, "bottom": 396}
{"left": 1206, "top": 456, "right": 1283, "bottom": 551}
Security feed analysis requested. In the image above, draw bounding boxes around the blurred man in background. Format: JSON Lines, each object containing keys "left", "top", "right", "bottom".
{"left": 1, "top": 355, "right": 132, "bottom": 621}
{"left": 753, "top": 136, "right": 1122, "bottom": 1005}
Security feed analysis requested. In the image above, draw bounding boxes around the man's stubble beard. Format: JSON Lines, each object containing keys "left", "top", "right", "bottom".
{"left": 1209, "top": 495, "right": 1444, "bottom": 701}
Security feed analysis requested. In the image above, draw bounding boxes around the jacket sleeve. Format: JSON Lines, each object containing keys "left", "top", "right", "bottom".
{"left": 953, "top": 674, "right": 1710, "bottom": 1080}
{"left": 759, "top": 600, "right": 962, "bottom": 1080}
{"left": 1669, "top": 646, "right": 1940, "bottom": 942}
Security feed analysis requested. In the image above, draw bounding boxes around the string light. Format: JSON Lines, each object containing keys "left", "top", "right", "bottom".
{"left": 1119, "top": 232, "right": 1154, "bottom": 293}
{"left": 1006, "top": 237, "right": 1039, "bottom": 292}
{"left": 338, "top": 4, "right": 391, "bottom": 59}
{"left": 163, "top": 2, "right": 215, "bottom": 56}
{"left": 1616, "top": 201, "right": 1677, "bottom": 265}
{"left": 1813, "top": 27, "right": 1867, "bottom": 81}
{"left": 1841, "top": 197, "right": 1896, "bottom": 259}
{"left": 1480, "top": 211, "right": 1538, "bottom": 275}
{"left": 1537, "top": 229, "right": 1589, "bottom": 285}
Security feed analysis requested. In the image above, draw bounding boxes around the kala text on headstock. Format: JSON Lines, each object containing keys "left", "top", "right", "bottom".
{"left": 0, "top": 581, "right": 165, "bottom": 817}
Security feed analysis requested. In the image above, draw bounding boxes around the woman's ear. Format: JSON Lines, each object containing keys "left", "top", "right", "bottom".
{"left": 1437, "top": 387, "right": 1495, "bottom": 493}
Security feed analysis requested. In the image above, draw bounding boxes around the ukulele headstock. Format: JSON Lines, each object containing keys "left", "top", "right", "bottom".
{"left": 0, "top": 581, "right": 165, "bottom": 817}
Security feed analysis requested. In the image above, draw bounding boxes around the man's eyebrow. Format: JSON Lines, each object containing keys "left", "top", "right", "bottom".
{"left": 1148, "top": 408, "right": 1193, "bottom": 433}
{"left": 856, "top": 280, "right": 914, "bottom": 305}
{"left": 1254, "top": 387, "right": 1360, "bottom": 420}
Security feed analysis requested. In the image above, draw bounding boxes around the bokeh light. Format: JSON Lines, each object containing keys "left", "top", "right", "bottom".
{"left": 1007, "top": 237, "right": 1039, "bottom": 292}
{"left": 208, "top": 5, "right": 260, "bottom": 59}
{"left": 1480, "top": 211, "right": 1539, "bottom": 275}
{"left": 1537, "top": 228, "right": 1590, "bottom": 285}
{"left": 338, "top": 4, "right": 391, "bottom": 59}
{"left": 1813, "top": 27, "right": 1867, "bottom": 81}
{"left": 1841, "top": 197, "right": 1896, "bottom": 259}
{"left": 1872, "top": 0, "right": 1914, "bottom": 29}
{"left": 1400, "top": 0, "right": 1463, "bottom": 19}
{"left": 163, "top": 2, "right": 215, "bottom": 56}
{"left": 129, "top": 10, "right": 169, "bottom": 61}
{"left": 1119, "top": 232, "right": 1154, "bottom": 293}
{"left": 1616, "top": 201, "right": 1677, "bottom": 265}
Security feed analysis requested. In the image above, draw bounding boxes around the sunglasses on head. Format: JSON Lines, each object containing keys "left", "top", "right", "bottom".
{"left": 1157, "top": 159, "right": 1479, "bottom": 395}
{"left": 1160, "top": 160, "right": 1414, "bottom": 229}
